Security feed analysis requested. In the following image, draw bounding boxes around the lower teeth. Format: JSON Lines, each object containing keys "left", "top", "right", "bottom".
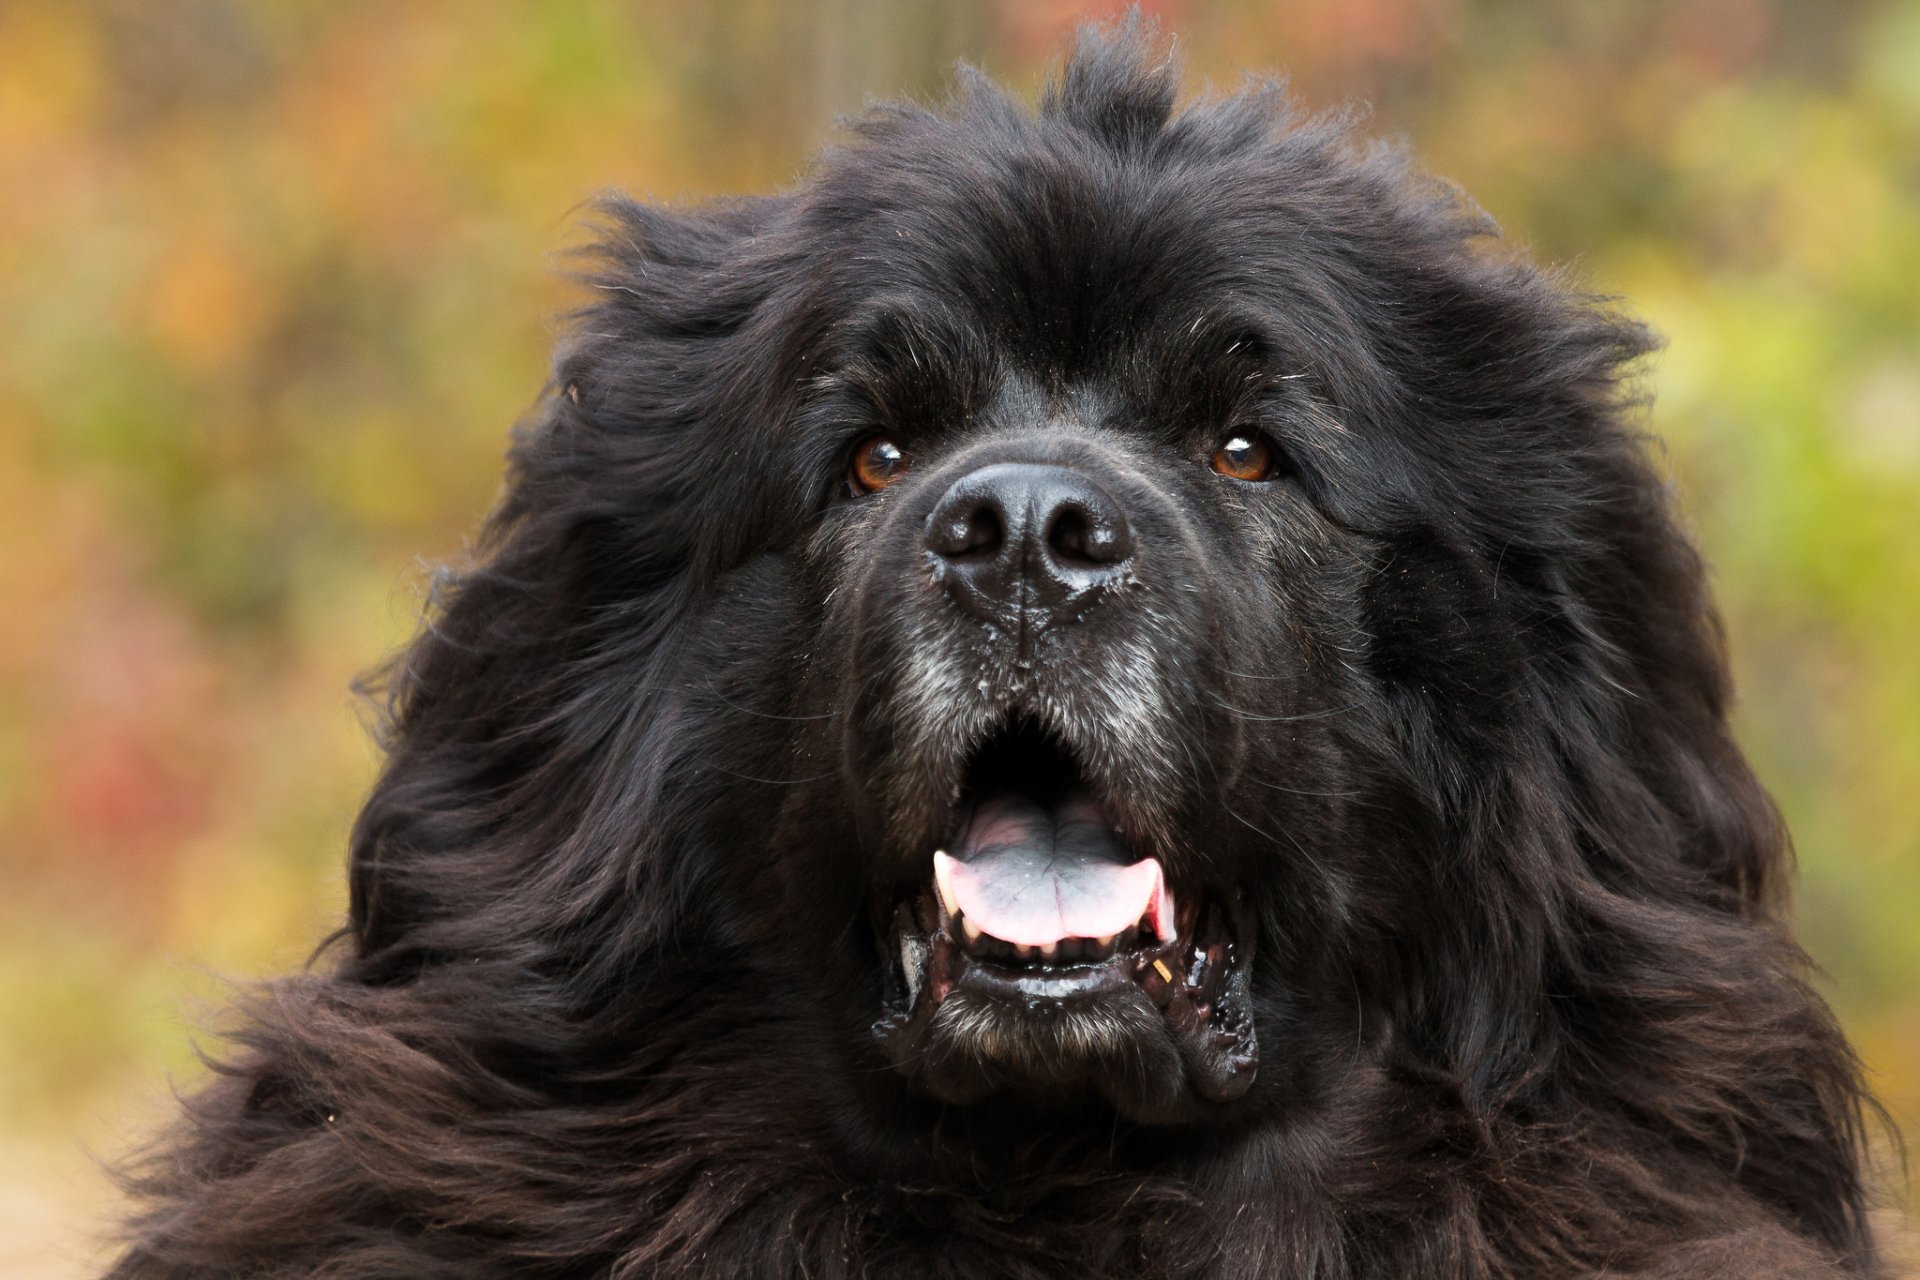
{"left": 949, "top": 928, "right": 1141, "bottom": 964}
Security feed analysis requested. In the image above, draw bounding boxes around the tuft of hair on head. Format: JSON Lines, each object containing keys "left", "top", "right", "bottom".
{"left": 1040, "top": 10, "right": 1180, "bottom": 148}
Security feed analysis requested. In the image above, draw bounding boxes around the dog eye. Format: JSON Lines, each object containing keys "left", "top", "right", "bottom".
{"left": 1210, "top": 433, "right": 1276, "bottom": 482}
{"left": 848, "top": 435, "right": 911, "bottom": 494}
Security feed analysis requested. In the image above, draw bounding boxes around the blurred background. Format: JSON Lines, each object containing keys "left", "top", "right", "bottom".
{"left": 1, "top": 0, "right": 1915, "bottom": 1273}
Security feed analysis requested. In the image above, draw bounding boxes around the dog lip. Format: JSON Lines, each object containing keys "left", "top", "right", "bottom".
{"left": 949, "top": 951, "right": 1142, "bottom": 1002}
{"left": 873, "top": 878, "right": 1257, "bottom": 1107}
{"left": 869, "top": 706, "right": 1257, "bottom": 1108}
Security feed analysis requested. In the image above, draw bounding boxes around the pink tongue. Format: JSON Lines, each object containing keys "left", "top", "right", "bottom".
{"left": 936, "top": 791, "right": 1164, "bottom": 947}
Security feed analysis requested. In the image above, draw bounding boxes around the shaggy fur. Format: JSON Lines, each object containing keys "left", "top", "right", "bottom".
{"left": 112, "top": 24, "right": 1882, "bottom": 1279}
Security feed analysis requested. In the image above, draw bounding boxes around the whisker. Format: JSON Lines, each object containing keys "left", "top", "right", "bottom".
{"left": 1243, "top": 778, "right": 1364, "bottom": 799}
{"left": 1208, "top": 697, "right": 1361, "bottom": 723}
{"left": 1223, "top": 803, "right": 1336, "bottom": 881}
{"left": 701, "top": 671, "right": 837, "bottom": 721}
{"left": 689, "top": 761, "right": 839, "bottom": 787}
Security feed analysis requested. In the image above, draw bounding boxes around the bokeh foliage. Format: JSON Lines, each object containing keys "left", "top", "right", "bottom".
{"left": 0, "top": 1, "right": 1914, "bottom": 1272}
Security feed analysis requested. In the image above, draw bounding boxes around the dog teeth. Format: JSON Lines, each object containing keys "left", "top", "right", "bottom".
{"left": 1148, "top": 878, "right": 1177, "bottom": 943}
{"left": 932, "top": 850, "right": 961, "bottom": 918}
{"left": 943, "top": 920, "right": 1147, "bottom": 964}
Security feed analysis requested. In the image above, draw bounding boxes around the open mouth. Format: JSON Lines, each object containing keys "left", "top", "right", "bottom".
{"left": 873, "top": 718, "right": 1258, "bottom": 1110}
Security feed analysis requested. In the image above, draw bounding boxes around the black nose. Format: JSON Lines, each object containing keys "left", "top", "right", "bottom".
{"left": 924, "top": 463, "right": 1134, "bottom": 629}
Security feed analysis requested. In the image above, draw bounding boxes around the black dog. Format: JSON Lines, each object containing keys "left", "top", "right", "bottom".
{"left": 113, "top": 24, "right": 1882, "bottom": 1279}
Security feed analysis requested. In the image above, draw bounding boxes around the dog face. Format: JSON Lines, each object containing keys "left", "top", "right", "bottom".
{"left": 536, "top": 49, "right": 1656, "bottom": 1125}
{"left": 783, "top": 212, "right": 1418, "bottom": 1117}
{"left": 362, "top": 37, "right": 1675, "bottom": 1131}
{"left": 812, "top": 327, "right": 1302, "bottom": 1118}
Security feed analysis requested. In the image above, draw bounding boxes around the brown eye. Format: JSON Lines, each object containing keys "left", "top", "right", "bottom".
{"left": 848, "top": 435, "right": 910, "bottom": 494}
{"left": 1210, "top": 433, "right": 1276, "bottom": 482}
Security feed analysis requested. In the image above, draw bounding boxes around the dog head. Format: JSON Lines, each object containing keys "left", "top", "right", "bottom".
{"left": 347, "top": 28, "right": 1848, "bottom": 1165}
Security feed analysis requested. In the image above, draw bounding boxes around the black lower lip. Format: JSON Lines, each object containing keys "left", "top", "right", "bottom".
{"left": 880, "top": 885, "right": 1235, "bottom": 1014}
{"left": 951, "top": 953, "right": 1139, "bottom": 1002}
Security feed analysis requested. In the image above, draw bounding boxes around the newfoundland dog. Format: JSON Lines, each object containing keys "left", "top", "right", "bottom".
{"left": 114, "top": 23, "right": 1882, "bottom": 1280}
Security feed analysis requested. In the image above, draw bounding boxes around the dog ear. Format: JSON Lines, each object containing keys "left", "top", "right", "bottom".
{"left": 345, "top": 197, "right": 788, "bottom": 980}
{"left": 1351, "top": 246, "right": 1877, "bottom": 1254}
{"left": 1330, "top": 216, "right": 1781, "bottom": 913}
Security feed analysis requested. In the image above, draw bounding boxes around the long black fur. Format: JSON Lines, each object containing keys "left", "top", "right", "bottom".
{"left": 111, "top": 23, "right": 1883, "bottom": 1279}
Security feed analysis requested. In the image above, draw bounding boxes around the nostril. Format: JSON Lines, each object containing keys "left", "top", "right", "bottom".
{"left": 1047, "top": 507, "right": 1094, "bottom": 566}
{"left": 931, "top": 501, "right": 1004, "bottom": 561}
{"left": 958, "top": 506, "right": 1002, "bottom": 559}
{"left": 1046, "top": 503, "right": 1129, "bottom": 569}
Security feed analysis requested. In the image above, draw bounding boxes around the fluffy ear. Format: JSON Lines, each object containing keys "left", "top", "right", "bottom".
{"left": 1337, "top": 219, "right": 1779, "bottom": 913}
{"left": 346, "top": 196, "right": 786, "bottom": 981}
{"left": 1350, "top": 247, "right": 1878, "bottom": 1256}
